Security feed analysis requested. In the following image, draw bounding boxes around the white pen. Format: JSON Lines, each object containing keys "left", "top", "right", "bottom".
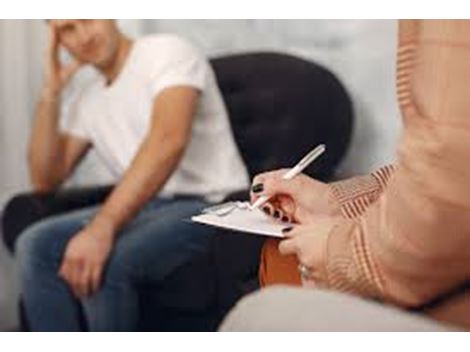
{"left": 250, "top": 144, "right": 326, "bottom": 211}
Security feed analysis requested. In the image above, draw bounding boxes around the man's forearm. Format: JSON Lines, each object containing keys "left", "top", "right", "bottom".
{"left": 87, "top": 86, "right": 198, "bottom": 240}
{"left": 89, "top": 133, "right": 187, "bottom": 238}
{"left": 28, "top": 90, "right": 65, "bottom": 192}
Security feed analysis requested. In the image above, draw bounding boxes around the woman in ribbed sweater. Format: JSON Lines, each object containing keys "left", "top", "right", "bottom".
{"left": 249, "top": 20, "right": 470, "bottom": 329}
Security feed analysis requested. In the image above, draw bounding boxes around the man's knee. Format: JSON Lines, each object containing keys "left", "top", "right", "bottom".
{"left": 15, "top": 219, "right": 66, "bottom": 273}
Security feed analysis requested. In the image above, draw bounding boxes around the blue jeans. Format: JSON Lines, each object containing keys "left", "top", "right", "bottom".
{"left": 15, "top": 197, "right": 211, "bottom": 331}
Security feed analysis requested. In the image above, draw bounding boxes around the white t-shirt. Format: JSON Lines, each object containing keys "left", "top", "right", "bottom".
{"left": 61, "top": 34, "right": 249, "bottom": 201}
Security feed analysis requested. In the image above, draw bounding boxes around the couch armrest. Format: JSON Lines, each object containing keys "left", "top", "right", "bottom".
{"left": 1, "top": 185, "right": 113, "bottom": 253}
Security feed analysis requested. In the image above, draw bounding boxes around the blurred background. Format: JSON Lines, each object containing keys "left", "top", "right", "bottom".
{"left": 0, "top": 19, "right": 401, "bottom": 330}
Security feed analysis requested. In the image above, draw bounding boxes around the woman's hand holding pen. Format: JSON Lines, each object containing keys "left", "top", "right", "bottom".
{"left": 250, "top": 169, "right": 341, "bottom": 285}
{"left": 250, "top": 169, "right": 341, "bottom": 224}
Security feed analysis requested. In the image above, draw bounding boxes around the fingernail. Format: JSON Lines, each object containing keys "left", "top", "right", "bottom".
{"left": 281, "top": 216, "right": 289, "bottom": 222}
{"left": 262, "top": 206, "right": 271, "bottom": 215}
{"left": 282, "top": 227, "right": 293, "bottom": 233}
{"left": 251, "top": 183, "right": 264, "bottom": 193}
{"left": 273, "top": 210, "right": 280, "bottom": 219}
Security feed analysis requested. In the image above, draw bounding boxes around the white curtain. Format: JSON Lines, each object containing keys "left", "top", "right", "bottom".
{"left": 1, "top": 21, "right": 44, "bottom": 329}
{"left": 0, "top": 20, "right": 45, "bottom": 207}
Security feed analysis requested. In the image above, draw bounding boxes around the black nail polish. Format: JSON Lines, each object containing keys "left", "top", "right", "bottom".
{"left": 281, "top": 216, "right": 289, "bottom": 222}
{"left": 282, "top": 227, "right": 293, "bottom": 233}
{"left": 251, "top": 183, "right": 264, "bottom": 193}
{"left": 262, "top": 206, "right": 271, "bottom": 215}
{"left": 273, "top": 210, "right": 280, "bottom": 219}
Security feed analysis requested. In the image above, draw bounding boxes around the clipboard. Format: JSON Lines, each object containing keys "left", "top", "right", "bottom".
{"left": 191, "top": 201, "right": 288, "bottom": 238}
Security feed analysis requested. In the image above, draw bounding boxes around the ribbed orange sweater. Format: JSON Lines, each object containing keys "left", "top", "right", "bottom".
{"left": 259, "top": 20, "right": 470, "bottom": 329}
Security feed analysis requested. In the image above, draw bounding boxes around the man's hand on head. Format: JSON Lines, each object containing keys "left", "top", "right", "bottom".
{"left": 42, "top": 23, "right": 82, "bottom": 101}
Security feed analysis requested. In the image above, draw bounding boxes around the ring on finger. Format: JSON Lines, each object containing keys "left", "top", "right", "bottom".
{"left": 297, "top": 263, "right": 314, "bottom": 280}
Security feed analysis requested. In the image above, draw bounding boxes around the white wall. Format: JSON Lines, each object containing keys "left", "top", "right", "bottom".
{"left": 138, "top": 20, "right": 402, "bottom": 177}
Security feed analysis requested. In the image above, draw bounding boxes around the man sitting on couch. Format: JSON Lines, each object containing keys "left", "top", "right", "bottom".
{"left": 15, "top": 19, "right": 249, "bottom": 331}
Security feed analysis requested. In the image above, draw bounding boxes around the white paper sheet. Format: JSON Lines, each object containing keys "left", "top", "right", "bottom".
{"left": 191, "top": 203, "right": 288, "bottom": 238}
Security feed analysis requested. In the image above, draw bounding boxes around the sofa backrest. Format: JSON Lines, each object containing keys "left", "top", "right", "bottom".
{"left": 211, "top": 52, "right": 353, "bottom": 181}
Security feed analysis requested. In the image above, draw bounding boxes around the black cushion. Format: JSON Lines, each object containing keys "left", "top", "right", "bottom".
{"left": 2, "top": 185, "right": 113, "bottom": 253}
{"left": 212, "top": 52, "right": 352, "bottom": 180}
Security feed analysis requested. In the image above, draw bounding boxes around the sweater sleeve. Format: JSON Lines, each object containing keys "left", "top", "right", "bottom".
{"left": 313, "top": 20, "right": 470, "bottom": 307}
{"left": 259, "top": 166, "right": 394, "bottom": 288}
{"left": 330, "top": 165, "right": 395, "bottom": 219}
